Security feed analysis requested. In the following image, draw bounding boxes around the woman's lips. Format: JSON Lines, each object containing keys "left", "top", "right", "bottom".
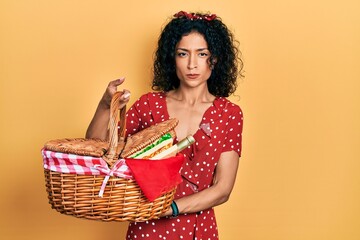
{"left": 186, "top": 74, "right": 200, "bottom": 79}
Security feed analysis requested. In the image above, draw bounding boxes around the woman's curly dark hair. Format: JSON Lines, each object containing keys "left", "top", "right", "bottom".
{"left": 152, "top": 12, "right": 244, "bottom": 97}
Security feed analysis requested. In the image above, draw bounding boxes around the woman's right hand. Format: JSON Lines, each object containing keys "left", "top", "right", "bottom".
{"left": 86, "top": 78, "right": 131, "bottom": 139}
{"left": 100, "top": 77, "right": 131, "bottom": 109}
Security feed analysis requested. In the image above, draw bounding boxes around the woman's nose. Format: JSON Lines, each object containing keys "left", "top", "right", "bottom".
{"left": 187, "top": 55, "right": 198, "bottom": 69}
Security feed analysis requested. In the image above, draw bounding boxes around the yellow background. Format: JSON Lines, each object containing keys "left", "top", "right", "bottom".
{"left": 1, "top": 0, "right": 359, "bottom": 239}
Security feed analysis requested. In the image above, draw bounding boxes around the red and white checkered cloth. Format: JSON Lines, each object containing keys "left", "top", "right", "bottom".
{"left": 42, "top": 148, "right": 133, "bottom": 178}
{"left": 42, "top": 149, "right": 133, "bottom": 197}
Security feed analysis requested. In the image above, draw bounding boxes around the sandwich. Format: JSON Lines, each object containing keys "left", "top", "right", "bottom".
{"left": 127, "top": 131, "right": 176, "bottom": 159}
{"left": 120, "top": 118, "right": 179, "bottom": 159}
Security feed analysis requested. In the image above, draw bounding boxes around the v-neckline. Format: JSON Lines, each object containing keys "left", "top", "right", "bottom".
{"left": 160, "top": 92, "right": 217, "bottom": 142}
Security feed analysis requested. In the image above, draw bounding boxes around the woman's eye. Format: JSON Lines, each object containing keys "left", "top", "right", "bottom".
{"left": 177, "top": 52, "right": 187, "bottom": 57}
{"left": 199, "top": 52, "right": 209, "bottom": 57}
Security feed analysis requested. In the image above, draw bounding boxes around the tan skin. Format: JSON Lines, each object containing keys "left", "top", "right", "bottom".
{"left": 86, "top": 31, "right": 239, "bottom": 217}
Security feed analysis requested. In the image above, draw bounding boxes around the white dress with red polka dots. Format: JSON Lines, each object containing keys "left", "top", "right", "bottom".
{"left": 125, "top": 92, "right": 243, "bottom": 240}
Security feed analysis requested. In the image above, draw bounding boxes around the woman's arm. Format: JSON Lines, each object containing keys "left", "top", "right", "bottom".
{"left": 85, "top": 78, "right": 130, "bottom": 140}
{"left": 163, "top": 150, "right": 240, "bottom": 216}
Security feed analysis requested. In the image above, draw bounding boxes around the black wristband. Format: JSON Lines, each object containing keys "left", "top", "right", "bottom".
{"left": 170, "top": 201, "right": 179, "bottom": 217}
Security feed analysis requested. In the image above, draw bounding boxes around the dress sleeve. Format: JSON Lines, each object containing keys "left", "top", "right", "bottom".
{"left": 124, "top": 93, "right": 155, "bottom": 138}
{"left": 222, "top": 105, "right": 244, "bottom": 157}
{"left": 124, "top": 94, "right": 146, "bottom": 137}
{"left": 125, "top": 102, "right": 140, "bottom": 137}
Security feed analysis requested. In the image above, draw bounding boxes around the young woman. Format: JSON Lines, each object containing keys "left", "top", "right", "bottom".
{"left": 86, "top": 11, "right": 244, "bottom": 240}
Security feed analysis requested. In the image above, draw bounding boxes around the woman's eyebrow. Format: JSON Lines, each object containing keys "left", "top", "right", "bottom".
{"left": 176, "top": 47, "right": 209, "bottom": 51}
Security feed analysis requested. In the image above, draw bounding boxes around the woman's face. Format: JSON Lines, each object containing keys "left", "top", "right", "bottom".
{"left": 175, "top": 31, "right": 212, "bottom": 89}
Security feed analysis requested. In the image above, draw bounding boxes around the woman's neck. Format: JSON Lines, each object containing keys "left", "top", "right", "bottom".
{"left": 167, "top": 86, "right": 215, "bottom": 105}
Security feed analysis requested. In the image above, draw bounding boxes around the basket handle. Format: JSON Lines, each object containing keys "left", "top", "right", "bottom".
{"left": 105, "top": 91, "right": 126, "bottom": 163}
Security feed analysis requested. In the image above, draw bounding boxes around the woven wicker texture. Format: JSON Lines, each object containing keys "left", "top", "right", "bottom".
{"left": 43, "top": 91, "right": 179, "bottom": 222}
{"left": 44, "top": 169, "right": 175, "bottom": 222}
{"left": 44, "top": 138, "right": 109, "bottom": 157}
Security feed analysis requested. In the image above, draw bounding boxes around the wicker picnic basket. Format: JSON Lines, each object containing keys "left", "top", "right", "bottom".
{"left": 43, "top": 92, "right": 180, "bottom": 222}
